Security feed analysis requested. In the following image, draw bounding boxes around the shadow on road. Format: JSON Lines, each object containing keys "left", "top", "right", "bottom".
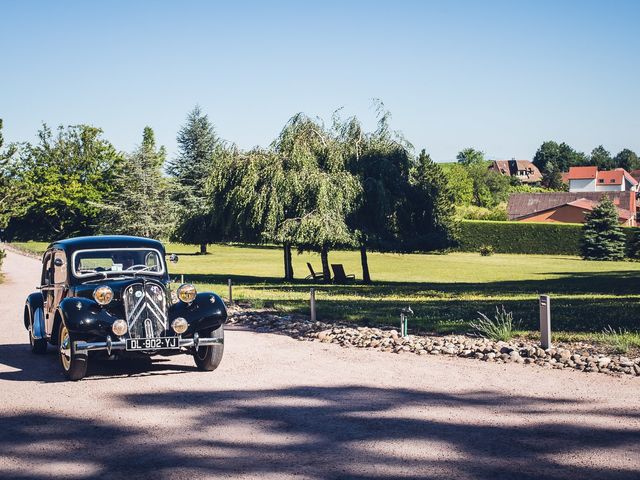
{"left": 0, "top": 343, "right": 198, "bottom": 382}
{"left": 0, "top": 385, "right": 638, "bottom": 479}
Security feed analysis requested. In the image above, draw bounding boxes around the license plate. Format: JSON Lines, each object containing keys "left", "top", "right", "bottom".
{"left": 126, "top": 337, "right": 179, "bottom": 351}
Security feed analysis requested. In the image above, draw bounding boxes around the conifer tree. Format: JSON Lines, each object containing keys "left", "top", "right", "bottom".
{"left": 169, "top": 106, "right": 219, "bottom": 253}
{"left": 101, "top": 127, "right": 174, "bottom": 238}
{"left": 581, "top": 197, "right": 625, "bottom": 260}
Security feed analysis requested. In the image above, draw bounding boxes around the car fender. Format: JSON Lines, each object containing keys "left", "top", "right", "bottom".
{"left": 169, "top": 292, "right": 227, "bottom": 335}
{"left": 25, "top": 292, "right": 45, "bottom": 338}
{"left": 57, "top": 297, "right": 120, "bottom": 342}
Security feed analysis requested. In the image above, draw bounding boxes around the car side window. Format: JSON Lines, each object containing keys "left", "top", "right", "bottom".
{"left": 53, "top": 251, "right": 67, "bottom": 285}
{"left": 41, "top": 252, "right": 53, "bottom": 286}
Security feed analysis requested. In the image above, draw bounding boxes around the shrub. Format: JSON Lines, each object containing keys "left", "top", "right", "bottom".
{"left": 0, "top": 249, "right": 5, "bottom": 269}
{"left": 479, "top": 245, "right": 494, "bottom": 256}
{"left": 455, "top": 204, "right": 507, "bottom": 221}
{"left": 470, "top": 306, "right": 518, "bottom": 342}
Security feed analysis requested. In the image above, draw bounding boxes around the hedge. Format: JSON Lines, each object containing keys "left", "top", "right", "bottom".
{"left": 458, "top": 220, "right": 640, "bottom": 256}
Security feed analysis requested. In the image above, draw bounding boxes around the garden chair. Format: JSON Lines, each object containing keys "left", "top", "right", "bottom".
{"left": 305, "top": 262, "right": 325, "bottom": 281}
{"left": 331, "top": 264, "right": 355, "bottom": 284}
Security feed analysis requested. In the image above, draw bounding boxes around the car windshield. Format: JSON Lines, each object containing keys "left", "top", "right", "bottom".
{"left": 72, "top": 248, "right": 165, "bottom": 278}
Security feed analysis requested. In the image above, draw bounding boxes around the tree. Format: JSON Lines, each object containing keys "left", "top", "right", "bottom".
{"left": 0, "top": 119, "right": 22, "bottom": 230}
{"left": 541, "top": 161, "right": 564, "bottom": 190}
{"left": 533, "top": 141, "right": 586, "bottom": 174}
{"left": 400, "top": 150, "right": 458, "bottom": 251}
{"left": 442, "top": 164, "right": 473, "bottom": 205}
{"left": 466, "top": 163, "right": 510, "bottom": 208}
{"left": 339, "top": 107, "right": 413, "bottom": 283}
{"left": 6, "top": 124, "right": 122, "bottom": 240}
{"left": 613, "top": 148, "right": 639, "bottom": 172}
{"left": 456, "top": 148, "right": 485, "bottom": 165}
{"left": 581, "top": 197, "right": 625, "bottom": 261}
{"left": 169, "top": 106, "right": 219, "bottom": 254}
{"left": 589, "top": 145, "right": 613, "bottom": 170}
{"left": 100, "top": 127, "right": 175, "bottom": 238}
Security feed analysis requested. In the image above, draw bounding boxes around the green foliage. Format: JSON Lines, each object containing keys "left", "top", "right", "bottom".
{"left": 613, "top": 148, "right": 639, "bottom": 172}
{"left": 0, "top": 119, "right": 22, "bottom": 229}
{"left": 541, "top": 161, "right": 565, "bottom": 190}
{"left": 6, "top": 124, "right": 123, "bottom": 240}
{"left": 456, "top": 147, "right": 485, "bottom": 166}
{"left": 455, "top": 204, "right": 507, "bottom": 221}
{"left": 0, "top": 248, "right": 5, "bottom": 269}
{"left": 441, "top": 163, "right": 474, "bottom": 205}
{"left": 99, "top": 127, "right": 175, "bottom": 239}
{"left": 589, "top": 145, "right": 613, "bottom": 170}
{"left": 458, "top": 220, "right": 584, "bottom": 255}
{"left": 479, "top": 245, "right": 493, "bottom": 256}
{"left": 581, "top": 197, "right": 626, "bottom": 261}
{"left": 470, "top": 306, "right": 518, "bottom": 341}
{"left": 401, "top": 150, "right": 458, "bottom": 251}
{"left": 169, "top": 106, "right": 220, "bottom": 249}
{"left": 533, "top": 141, "right": 586, "bottom": 173}
{"left": 467, "top": 162, "right": 510, "bottom": 208}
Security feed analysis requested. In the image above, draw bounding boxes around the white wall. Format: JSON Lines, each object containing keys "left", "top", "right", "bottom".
{"left": 597, "top": 184, "right": 624, "bottom": 191}
{"left": 569, "top": 179, "right": 596, "bottom": 192}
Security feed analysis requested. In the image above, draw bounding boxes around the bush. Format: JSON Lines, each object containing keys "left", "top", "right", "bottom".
{"left": 479, "top": 245, "right": 494, "bottom": 256}
{"left": 470, "top": 306, "right": 518, "bottom": 341}
{"left": 0, "top": 249, "right": 5, "bottom": 269}
{"left": 455, "top": 204, "right": 507, "bottom": 221}
{"left": 458, "top": 220, "right": 640, "bottom": 256}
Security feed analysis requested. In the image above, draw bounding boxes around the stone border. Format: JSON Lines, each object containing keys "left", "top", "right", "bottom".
{"left": 228, "top": 307, "right": 640, "bottom": 378}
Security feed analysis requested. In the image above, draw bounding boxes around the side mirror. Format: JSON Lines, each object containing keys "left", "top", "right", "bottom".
{"left": 54, "top": 258, "right": 64, "bottom": 267}
{"left": 169, "top": 254, "right": 179, "bottom": 263}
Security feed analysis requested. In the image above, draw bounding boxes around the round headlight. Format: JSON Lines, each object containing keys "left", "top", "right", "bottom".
{"left": 171, "top": 317, "right": 188, "bottom": 334}
{"left": 177, "top": 284, "right": 197, "bottom": 303}
{"left": 93, "top": 286, "right": 114, "bottom": 305}
{"left": 112, "top": 319, "right": 128, "bottom": 336}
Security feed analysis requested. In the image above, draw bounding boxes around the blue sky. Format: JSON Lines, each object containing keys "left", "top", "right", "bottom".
{"left": 1, "top": 0, "right": 639, "bottom": 162}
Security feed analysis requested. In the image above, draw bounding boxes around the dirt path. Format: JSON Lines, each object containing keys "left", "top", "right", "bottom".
{"left": 0, "top": 248, "right": 638, "bottom": 479}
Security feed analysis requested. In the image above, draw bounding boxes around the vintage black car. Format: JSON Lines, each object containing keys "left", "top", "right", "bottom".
{"left": 23, "top": 235, "right": 227, "bottom": 380}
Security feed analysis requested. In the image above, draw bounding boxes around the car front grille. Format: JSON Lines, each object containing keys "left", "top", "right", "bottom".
{"left": 122, "top": 282, "right": 168, "bottom": 338}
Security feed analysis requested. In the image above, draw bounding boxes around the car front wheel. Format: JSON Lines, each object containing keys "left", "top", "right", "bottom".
{"left": 59, "top": 323, "right": 88, "bottom": 381}
{"left": 193, "top": 325, "right": 224, "bottom": 371}
{"left": 28, "top": 307, "right": 48, "bottom": 354}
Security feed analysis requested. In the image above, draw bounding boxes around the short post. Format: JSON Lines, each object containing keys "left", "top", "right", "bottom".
{"left": 400, "top": 306, "right": 413, "bottom": 337}
{"left": 228, "top": 278, "right": 233, "bottom": 305}
{"left": 539, "top": 295, "right": 551, "bottom": 349}
{"left": 310, "top": 288, "right": 316, "bottom": 323}
{"left": 180, "top": 274, "right": 184, "bottom": 284}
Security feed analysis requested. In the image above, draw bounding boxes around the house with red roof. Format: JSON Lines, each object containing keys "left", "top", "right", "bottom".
{"left": 507, "top": 191, "right": 636, "bottom": 226}
{"left": 565, "top": 166, "right": 638, "bottom": 192}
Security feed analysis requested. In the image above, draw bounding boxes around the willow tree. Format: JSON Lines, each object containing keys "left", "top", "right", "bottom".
{"left": 271, "top": 114, "right": 360, "bottom": 282}
{"left": 337, "top": 106, "right": 413, "bottom": 283}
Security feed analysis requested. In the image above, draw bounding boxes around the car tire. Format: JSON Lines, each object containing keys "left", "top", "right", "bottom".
{"left": 58, "top": 323, "right": 88, "bottom": 381}
{"left": 28, "top": 307, "right": 48, "bottom": 354}
{"left": 193, "top": 325, "right": 224, "bottom": 371}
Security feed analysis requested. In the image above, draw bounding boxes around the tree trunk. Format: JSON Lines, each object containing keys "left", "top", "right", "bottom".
{"left": 283, "top": 243, "right": 294, "bottom": 281}
{"left": 200, "top": 243, "right": 207, "bottom": 255}
{"left": 320, "top": 245, "right": 331, "bottom": 283}
{"left": 360, "top": 244, "right": 371, "bottom": 284}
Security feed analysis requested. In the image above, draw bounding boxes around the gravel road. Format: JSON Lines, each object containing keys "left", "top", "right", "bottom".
{"left": 0, "top": 248, "right": 639, "bottom": 479}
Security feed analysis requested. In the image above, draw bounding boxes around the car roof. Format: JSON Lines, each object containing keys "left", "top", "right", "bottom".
{"left": 48, "top": 235, "right": 166, "bottom": 254}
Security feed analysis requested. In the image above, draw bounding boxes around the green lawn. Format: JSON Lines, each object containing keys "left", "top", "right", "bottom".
{"left": 13, "top": 241, "right": 640, "bottom": 346}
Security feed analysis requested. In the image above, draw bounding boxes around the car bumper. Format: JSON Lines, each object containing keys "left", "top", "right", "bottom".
{"left": 74, "top": 333, "right": 223, "bottom": 355}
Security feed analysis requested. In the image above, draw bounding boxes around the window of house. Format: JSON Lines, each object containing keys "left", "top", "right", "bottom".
{"left": 599, "top": 179, "right": 604, "bottom": 183}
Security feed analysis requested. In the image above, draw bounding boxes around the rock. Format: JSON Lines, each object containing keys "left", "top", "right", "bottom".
{"left": 598, "top": 357, "right": 611, "bottom": 368}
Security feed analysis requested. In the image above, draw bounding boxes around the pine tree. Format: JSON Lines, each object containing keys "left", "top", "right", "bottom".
{"left": 101, "top": 127, "right": 175, "bottom": 239}
{"left": 581, "top": 197, "right": 626, "bottom": 261}
{"left": 169, "top": 106, "right": 219, "bottom": 253}
{"left": 401, "top": 149, "right": 458, "bottom": 251}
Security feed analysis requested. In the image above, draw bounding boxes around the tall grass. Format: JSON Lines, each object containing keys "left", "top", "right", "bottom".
{"left": 471, "top": 306, "right": 518, "bottom": 342}
{"left": 600, "top": 326, "right": 640, "bottom": 354}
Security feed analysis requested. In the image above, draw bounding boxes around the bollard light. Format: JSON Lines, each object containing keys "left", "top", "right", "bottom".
{"left": 400, "top": 306, "right": 414, "bottom": 337}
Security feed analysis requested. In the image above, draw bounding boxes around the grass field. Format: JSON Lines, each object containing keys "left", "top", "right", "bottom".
{"left": 12, "top": 240, "right": 640, "bottom": 347}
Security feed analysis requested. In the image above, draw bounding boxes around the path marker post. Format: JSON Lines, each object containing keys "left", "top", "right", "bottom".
{"left": 539, "top": 295, "right": 551, "bottom": 349}
{"left": 310, "top": 288, "right": 316, "bottom": 323}
{"left": 228, "top": 278, "right": 233, "bottom": 305}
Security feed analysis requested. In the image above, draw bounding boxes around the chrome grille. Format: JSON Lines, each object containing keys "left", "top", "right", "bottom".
{"left": 122, "top": 282, "right": 168, "bottom": 338}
